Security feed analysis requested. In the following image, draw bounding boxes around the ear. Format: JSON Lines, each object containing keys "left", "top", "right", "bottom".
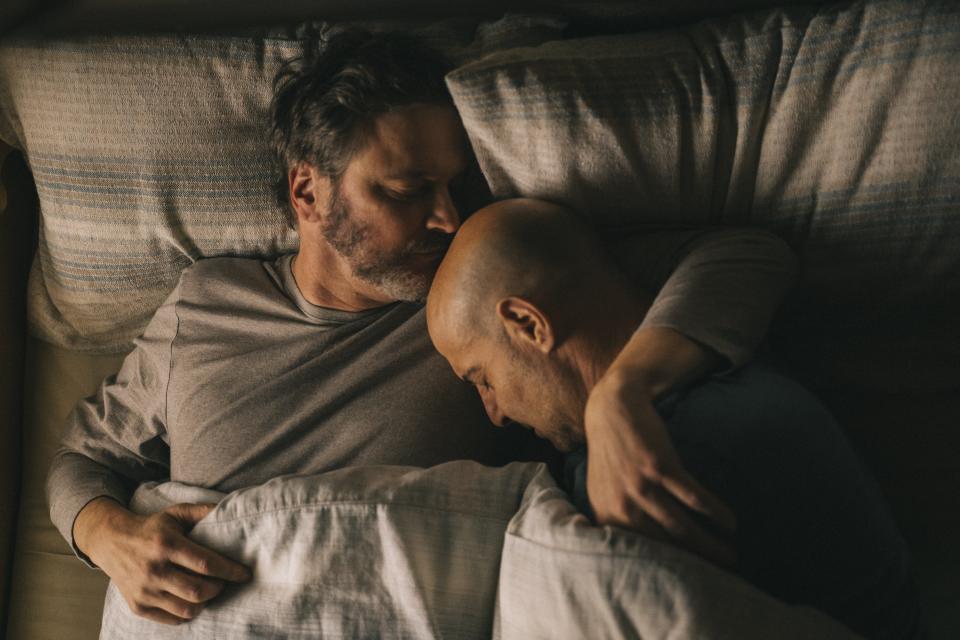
{"left": 495, "top": 296, "right": 554, "bottom": 354}
{"left": 289, "top": 163, "right": 331, "bottom": 224}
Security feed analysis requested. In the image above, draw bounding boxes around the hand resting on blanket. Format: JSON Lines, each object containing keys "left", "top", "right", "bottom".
{"left": 74, "top": 496, "right": 251, "bottom": 625}
{"left": 99, "top": 462, "right": 858, "bottom": 640}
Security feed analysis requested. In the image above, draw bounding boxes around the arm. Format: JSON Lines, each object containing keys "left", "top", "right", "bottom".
{"left": 606, "top": 226, "right": 799, "bottom": 373}
{"left": 585, "top": 227, "right": 797, "bottom": 562}
{"left": 46, "top": 280, "right": 250, "bottom": 624}
{"left": 47, "top": 284, "right": 180, "bottom": 560}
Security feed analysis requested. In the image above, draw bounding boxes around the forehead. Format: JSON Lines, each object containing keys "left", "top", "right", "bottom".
{"left": 351, "top": 103, "right": 468, "bottom": 178}
{"left": 427, "top": 301, "right": 480, "bottom": 371}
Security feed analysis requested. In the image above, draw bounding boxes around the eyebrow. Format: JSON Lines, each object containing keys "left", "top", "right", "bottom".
{"left": 461, "top": 366, "right": 481, "bottom": 384}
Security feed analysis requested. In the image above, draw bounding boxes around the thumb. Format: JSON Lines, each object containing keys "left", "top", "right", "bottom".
{"left": 163, "top": 502, "right": 217, "bottom": 529}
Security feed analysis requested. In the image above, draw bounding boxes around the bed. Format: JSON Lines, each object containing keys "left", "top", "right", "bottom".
{"left": 0, "top": 0, "right": 958, "bottom": 637}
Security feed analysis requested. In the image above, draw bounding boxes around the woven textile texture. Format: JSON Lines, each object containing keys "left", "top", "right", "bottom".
{"left": 447, "top": 0, "right": 960, "bottom": 392}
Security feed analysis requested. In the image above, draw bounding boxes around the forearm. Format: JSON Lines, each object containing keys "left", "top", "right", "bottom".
{"left": 47, "top": 448, "right": 137, "bottom": 565}
{"left": 47, "top": 290, "right": 179, "bottom": 561}
{"left": 639, "top": 228, "right": 798, "bottom": 369}
{"left": 602, "top": 326, "right": 723, "bottom": 401}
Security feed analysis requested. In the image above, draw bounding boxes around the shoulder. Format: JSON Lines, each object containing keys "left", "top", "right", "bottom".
{"left": 179, "top": 256, "right": 270, "bottom": 283}
{"left": 178, "top": 255, "right": 275, "bottom": 291}
{"left": 167, "top": 256, "right": 291, "bottom": 316}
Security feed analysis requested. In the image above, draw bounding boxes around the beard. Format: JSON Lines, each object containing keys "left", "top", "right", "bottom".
{"left": 320, "top": 182, "right": 452, "bottom": 302}
{"left": 508, "top": 340, "right": 586, "bottom": 453}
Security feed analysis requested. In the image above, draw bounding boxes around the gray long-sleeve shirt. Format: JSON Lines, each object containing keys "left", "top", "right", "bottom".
{"left": 47, "top": 227, "right": 797, "bottom": 558}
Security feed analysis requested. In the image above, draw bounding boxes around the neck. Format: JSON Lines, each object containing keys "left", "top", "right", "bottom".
{"left": 571, "top": 282, "right": 651, "bottom": 395}
{"left": 292, "top": 237, "right": 393, "bottom": 312}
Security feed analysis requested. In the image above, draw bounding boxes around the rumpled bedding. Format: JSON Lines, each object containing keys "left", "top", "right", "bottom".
{"left": 446, "top": 0, "right": 960, "bottom": 393}
{"left": 99, "top": 461, "right": 856, "bottom": 639}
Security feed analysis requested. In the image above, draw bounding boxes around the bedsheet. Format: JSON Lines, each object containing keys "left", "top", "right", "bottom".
{"left": 98, "top": 461, "right": 856, "bottom": 639}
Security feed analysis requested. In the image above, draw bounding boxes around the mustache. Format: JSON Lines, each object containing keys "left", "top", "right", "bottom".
{"left": 407, "top": 231, "right": 454, "bottom": 254}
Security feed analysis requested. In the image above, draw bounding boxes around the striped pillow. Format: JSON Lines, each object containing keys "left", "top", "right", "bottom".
{"left": 0, "top": 16, "right": 566, "bottom": 353}
{"left": 0, "top": 35, "right": 302, "bottom": 352}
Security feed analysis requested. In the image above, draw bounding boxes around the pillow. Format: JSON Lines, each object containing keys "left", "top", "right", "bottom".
{"left": 447, "top": 0, "right": 960, "bottom": 390}
{"left": 100, "top": 461, "right": 543, "bottom": 639}
{"left": 494, "top": 471, "right": 858, "bottom": 640}
{"left": 0, "top": 34, "right": 301, "bottom": 353}
{"left": 0, "top": 15, "right": 566, "bottom": 354}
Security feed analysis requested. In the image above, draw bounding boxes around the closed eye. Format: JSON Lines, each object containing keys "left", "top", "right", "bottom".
{"left": 385, "top": 185, "right": 430, "bottom": 202}
{"left": 461, "top": 366, "right": 484, "bottom": 388}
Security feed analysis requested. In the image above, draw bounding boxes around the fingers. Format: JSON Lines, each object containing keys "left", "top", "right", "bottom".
{"left": 169, "top": 537, "right": 252, "bottom": 583}
{"left": 103, "top": 503, "right": 250, "bottom": 626}
{"left": 127, "top": 605, "right": 187, "bottom": 626}
{"left": 631, "top": 484, "right": 737, "bottom": 567}
{"left": 590, "top": 463, "right": 737, "bottom": 567}
{"left": 129, "top": 588, "right": 204, "bottom": 624}
{"left": 160, "top": 502, "right": 252, "bottom": 583}
{"left": 614, "top": 501, "right": 668, "bottom": 543}
{"left": 161, "top": 566, "right": 225, "bottom": 603}
{"left": 661, "top": 472, "right": 737, "bottom": 533}
{"left": 164, "top": 503, "right": 217, "bottom": 528}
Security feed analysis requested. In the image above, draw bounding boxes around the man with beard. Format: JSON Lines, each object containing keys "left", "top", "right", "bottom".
{"left": 47, "top": 30, "right": 797, "bottom": 624}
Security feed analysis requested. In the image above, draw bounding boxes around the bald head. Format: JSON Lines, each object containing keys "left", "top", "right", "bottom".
{"left": 428, "top": 198, "right": 609, "bottom": 344}
{"left": 426, "top": 198, "right": 634, "bottom": 446}
{"left": 426, "top": 198, "right": 645, "bottom": 448}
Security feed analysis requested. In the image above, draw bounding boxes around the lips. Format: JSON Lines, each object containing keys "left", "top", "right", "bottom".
{"left": 410, "top": 245, "right": 449, "bottom": 267}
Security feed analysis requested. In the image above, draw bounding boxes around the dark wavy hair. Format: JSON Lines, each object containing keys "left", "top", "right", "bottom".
{"left": 269, "top": 28, "right": 454, "bottom": 227}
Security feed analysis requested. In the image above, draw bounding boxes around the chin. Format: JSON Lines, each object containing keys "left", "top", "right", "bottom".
{"left": 360, "top": 266, "right": 432, "bottom": 302}
{"left": 530, "top": 426, "right": 574, "bottom": 453}
{"left": 550, "top": 424, "right": 586, "bottom": 453}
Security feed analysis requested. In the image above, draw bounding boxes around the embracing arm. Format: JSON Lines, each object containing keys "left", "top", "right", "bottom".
{"left": 607, "top": 226, "right": 799, "bottom": 378}
{"left": 586, "top": 227, "right": 797, "bottom": 562}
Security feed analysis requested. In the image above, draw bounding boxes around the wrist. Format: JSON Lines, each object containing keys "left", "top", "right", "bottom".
{"left": 598, "top": 359, "right": 659, "bottom": 402}
{"left": 585, "top": 367, "right": 655, "bottom": 440}
{"left": 73, "top": 496, "right": 128, "bottom": 562}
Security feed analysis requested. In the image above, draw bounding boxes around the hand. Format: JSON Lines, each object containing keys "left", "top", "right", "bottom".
{"left": 584, "top": 370, "right": 737, "bottom": 566}
{"left": 74, "top": 497, "right": 252, "bottom": 625}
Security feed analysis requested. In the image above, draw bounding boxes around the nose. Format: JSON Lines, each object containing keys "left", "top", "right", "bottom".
{"left": 479, "top": 387, "right": 509, "bottom": 427}
{"left": 425, "top": 186, "right": 460, "bottom": 234}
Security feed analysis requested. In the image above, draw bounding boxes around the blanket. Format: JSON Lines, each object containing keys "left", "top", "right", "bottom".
{"left": 98, "top": 461, "right": 856, "bottom": 639}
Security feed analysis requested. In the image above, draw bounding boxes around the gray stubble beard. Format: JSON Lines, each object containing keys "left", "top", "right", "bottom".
{"left": 321, "top": 182, "right": 442, "bottom": 302}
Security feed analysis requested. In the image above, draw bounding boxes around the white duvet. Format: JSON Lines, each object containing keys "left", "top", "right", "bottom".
{"left": 99, "top": 461, "right": 856, "bottom": 639}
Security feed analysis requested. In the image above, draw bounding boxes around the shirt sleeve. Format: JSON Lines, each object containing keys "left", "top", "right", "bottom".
{"left": 604, "top": 226, "right": 798, "bottom": 369}
{"left": 45, "top": 281, "right": 182, "bottom": 566}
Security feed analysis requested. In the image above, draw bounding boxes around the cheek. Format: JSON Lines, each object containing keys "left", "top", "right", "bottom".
{"left": 353, "top": 197, "right": 420, "bottom": 249}
{"left": 498, "top": 370, "right": 531, "bottom": 415}
{"left": 516, "top": 364, "right": 561, "bottom": 420}
{"left": 369, "top": 205, "right": 426, "bottom": 247}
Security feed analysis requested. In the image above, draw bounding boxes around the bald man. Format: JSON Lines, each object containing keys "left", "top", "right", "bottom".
{"left": 426, "top": 199, "right": 922, "bottom": 640}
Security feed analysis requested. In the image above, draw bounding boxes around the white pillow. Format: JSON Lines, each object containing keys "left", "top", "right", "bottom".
{"left": 447, "top": 0, "right": 960, "bottom": 391}
{"left": 494, "top": 473, "right": 858, "bottom": 640}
